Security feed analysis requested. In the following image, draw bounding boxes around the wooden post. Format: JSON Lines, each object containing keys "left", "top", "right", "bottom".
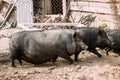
{"left": 62, "top": 0, "right": 67, "bottom": 18}
{"left": 62, "top": 0, "right": 71, "bottom": 22}
{"left": 44, "top": 0, "right": 51, "bottom": 14}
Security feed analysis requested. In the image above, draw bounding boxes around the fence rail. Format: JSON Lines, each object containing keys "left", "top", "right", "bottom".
{"left": 24, "top": 23, "right": 84, "bottom": 26}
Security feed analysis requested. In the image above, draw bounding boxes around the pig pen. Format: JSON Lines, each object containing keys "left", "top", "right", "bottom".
{"left": 0, "top": 28, "right": 120, "bottom": 80}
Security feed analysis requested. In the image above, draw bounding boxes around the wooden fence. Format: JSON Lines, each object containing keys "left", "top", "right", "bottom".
{"left": 70, "top": 0, "right": 120, "bottom": 29}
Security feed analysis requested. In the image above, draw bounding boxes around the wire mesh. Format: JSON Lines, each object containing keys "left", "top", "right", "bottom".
{"left": 33, "top": 0, "right": 63, "bottom": 16}
{"left": 51, "top": 0, "right": 63, "bottom": 14}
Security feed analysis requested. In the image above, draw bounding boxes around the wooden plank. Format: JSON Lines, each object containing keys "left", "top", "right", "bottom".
{"left": 23, "top": 23, "right": 84, "bottom": 26}
{"left": 71, "top": 12, "right": 120, "bottom": 23}
{"left": 75, "top": 0, "right": 120, "bottom": 3}
{"left": 70, "top": 1, "right": 120, "bottom": 15}
{"left": 4, "top": 4, "right": 12, "bottom": 17}
{"left": 71, "top": 11, "right": 120, "bottom": 29}
{"left": 0, "top": 14, "right": 5, "bottom": 23}
{"left": 0, "top": 0, "right": 18, "bottom": 28}
{"left": 3, "top": 0, "right": 12, "bottom": 4}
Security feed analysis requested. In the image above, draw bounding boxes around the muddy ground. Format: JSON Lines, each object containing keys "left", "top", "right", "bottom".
{"left": 0, "top": 28, "right": 120, "bottom": 80}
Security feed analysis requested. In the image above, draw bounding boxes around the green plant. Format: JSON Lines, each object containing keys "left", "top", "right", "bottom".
{"left": 99, "top": 23, "right": 109, "bottom": 30}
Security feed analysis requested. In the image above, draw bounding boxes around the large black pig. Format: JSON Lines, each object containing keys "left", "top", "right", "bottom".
{"left": 9, "top": 29, "right": 87, "bottom": 67}
{"left": 74, "top": 27, "right": 111, "bottom": 61}
{"left": 105, "top": 29, "right": 120, "bottom": 55}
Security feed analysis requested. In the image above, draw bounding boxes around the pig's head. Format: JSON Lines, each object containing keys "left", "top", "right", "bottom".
{"left": 96, "top": 28, "right": 111, "bottom": 49}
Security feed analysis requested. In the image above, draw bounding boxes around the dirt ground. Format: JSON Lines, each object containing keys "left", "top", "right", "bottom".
{"left": 0, "top": 28, "right": 120, "bottom": 80}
